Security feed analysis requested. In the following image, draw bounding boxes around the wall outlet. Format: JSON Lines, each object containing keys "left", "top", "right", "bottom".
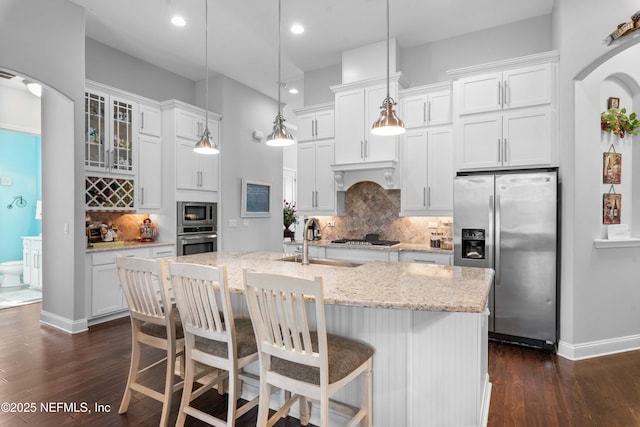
{"left": 229, "top": 219, "right": 237, "bottom": 227}
{"left": 428, "top": 221, "right": 439, "bottom": 229}
{"left": 243, "top": 219, "right": 249, "bottom": 227}
{"left": 327, "top": 221, "right": 335, "bottom": 227}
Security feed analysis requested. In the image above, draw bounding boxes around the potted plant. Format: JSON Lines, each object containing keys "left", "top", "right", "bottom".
{"left": 283, "top": 200, "right": 297, "bottom": 239}
{"left": 601, "top": 107, "right": 640, "bottom": 138}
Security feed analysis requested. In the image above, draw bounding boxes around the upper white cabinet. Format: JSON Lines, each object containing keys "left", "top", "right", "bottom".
{"left": 139, "top": 103, "right": 162, "bottom": 137}
{"left": 138, "top": 103, "right": 163, "bottom": 211}
{"left": 400, "top": 84, "right": 452, "bottom": 128}
{"left": 297, "top": 140, "right": 341, "bottom": 214}
{"left": 458, "top": 107, "right": 552, "bottom": 170}
{"left": 401, "top": 127, "right": 454, "bottom": 216}
{"left": 84, "top": 85, "right": 137, "bottom": 176}
{"left": 449, "top": 51, "right": 558, "bottom": 171}
{"left": 162, "top": 100, "right": 221, "bottom": 193}
{"left": 332, "top": 74, "right": 406, "bottom": 165}
{"left": 294, "top": 104, "right": 335, "bottom": 142}
{"left": 457, "top": 63, "right": 552, "bottom": 115}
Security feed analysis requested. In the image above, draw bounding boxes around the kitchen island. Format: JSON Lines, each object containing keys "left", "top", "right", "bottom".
{"left": 169, "top": 250, "right": 493, "bottom": 427}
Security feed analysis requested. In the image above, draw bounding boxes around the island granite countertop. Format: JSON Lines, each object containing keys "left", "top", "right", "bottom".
{"left": 168, "top": 250, "right": 493, "bottom": 313}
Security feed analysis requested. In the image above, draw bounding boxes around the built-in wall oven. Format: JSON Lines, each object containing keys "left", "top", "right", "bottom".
{"left": 177, "top": 201, "right": 217, "bottom": 256}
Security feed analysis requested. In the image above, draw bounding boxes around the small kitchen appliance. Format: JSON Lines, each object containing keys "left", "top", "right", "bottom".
{"left": 139, "top": 217, "right": 158, "bottom": 242}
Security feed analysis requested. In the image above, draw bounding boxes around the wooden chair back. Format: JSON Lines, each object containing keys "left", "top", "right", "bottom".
{"left": 168, "top": 262, "right": 235, "bottom": 348}
{"left": 242, "top": 271, "right": 328, "bottom": 376}
{"left": 116, "top": 256, "right": 173, "bottom": 327}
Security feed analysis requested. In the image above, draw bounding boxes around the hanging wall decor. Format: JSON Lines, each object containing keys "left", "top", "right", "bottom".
{"left": 607, "top": 97, "right": 620, "bottom": 109}
{"left": 601, "top": 107, "right": 640, "bottom": 138}
{"left": 603, "top": 185, "right": 621, "bottom": 224}
{"left": 603, "top": 145, "right": 622, "bottom": 184}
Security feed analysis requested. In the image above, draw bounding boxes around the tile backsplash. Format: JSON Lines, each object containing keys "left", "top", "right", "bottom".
{"left": 86, "top": 212, "right": 159, "bottom": 242}
{"left": 307, "top": 181, "right": 452, "bottom": 244}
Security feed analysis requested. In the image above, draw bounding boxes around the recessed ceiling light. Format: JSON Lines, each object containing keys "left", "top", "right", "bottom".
{"left": 290, "top": 24, "right": 304, "bottom": 35}
{"left": 171, "top": 16, "right": 186, "bottom": 27}
{"left": 288, "top": 88, "right": 299, "bottom": 94}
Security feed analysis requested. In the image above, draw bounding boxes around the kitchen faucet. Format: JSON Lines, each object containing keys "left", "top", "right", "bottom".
{"left": 301, "top": 217, "right": 319, "bottom": 265}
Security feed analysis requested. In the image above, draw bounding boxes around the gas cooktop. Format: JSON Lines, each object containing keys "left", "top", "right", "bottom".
{"left": 331, "top": 238, "right": 400, "bottom": 246}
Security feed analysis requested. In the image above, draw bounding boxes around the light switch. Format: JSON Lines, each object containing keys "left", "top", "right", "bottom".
{"left": 243, "top": 219, "right": 249, "bottom": 227}
{"left": 1, "top": 176, "right": 12, "bottom": 186}
{"left": 229, "top": 219, "right": 237, "bottom": 227}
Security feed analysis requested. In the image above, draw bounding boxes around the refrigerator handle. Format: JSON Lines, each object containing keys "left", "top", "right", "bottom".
{"left": 495, "top": 194, "right": 501, "bottom": 286}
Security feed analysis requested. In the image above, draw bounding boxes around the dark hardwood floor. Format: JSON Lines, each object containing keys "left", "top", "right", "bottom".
{"left": 1, "top": 303, "right": 640, "bottom": 426}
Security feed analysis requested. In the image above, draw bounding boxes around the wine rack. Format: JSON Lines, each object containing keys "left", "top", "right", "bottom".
{"left": 85, "top": 176, "right": 135, "bottom": 210}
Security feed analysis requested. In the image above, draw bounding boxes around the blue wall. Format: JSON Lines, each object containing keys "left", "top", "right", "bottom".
{"left": 0, "top": 130, "right": 41, "bottom": 263}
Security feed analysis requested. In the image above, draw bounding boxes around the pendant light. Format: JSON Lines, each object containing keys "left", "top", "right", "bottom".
{"left": 371, "top": 0, "right": 405, "bottom": 136}
{"left": 266, "top": 0, "right": 295, "bottom": 147}
{"left": 194, "top": 0, "right": 220, "bottom": 155}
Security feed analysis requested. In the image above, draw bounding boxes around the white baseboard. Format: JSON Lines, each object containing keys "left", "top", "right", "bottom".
{"left": 557, "top": 334, "right": 640, "bottom": 360}
{"left": 40, "top": 310, "right": 88, "bottom": 334}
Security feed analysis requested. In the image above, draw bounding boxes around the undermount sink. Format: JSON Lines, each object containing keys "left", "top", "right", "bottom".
{"left": 279, "top": 255, "right": 362, "bottom": 268}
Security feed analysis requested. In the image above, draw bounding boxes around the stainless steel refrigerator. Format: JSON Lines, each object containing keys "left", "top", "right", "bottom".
{"left": 453, "top": 170, "right": 558, "bottom": 349}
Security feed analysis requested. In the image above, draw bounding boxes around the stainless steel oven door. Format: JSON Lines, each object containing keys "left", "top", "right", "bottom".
{"left": 177, "top": 233, "right": 217, "bottom": 256}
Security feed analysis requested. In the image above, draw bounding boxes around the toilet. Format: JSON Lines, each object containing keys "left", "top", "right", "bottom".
{"left": 0, "top": 261, "right": 23, "bottom": 287}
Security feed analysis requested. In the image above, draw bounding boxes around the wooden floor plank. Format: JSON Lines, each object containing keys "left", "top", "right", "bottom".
{"left": 2, "top": 303, "right": 640, "bottom": 426}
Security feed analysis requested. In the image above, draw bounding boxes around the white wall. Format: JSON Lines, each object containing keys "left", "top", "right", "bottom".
{"left": 402, "top": 14, "right": 553, "bottom": 87}
{"left": 86, "top": 38, "right": 196, "bottom": 104}
{"left": 555, "top": 0, "right": 640, "bottom": 359}
{"left": 217, "top": 76, "right": 284, "bottom": 252}
{"left": 0, "top": 0, "right": 86, "bottom": 331}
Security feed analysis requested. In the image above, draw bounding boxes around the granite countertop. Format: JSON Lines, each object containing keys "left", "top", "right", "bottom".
{"left": 283, "top": 240, "right": 452, "bottom": 255}
{"left": 86, "top": 240, "right": 174, "bottom": 253}
{"left": 167, "top": 251, "right": 493, "bottom": 313}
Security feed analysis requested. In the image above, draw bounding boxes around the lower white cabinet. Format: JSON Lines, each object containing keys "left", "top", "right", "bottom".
{"left": 397, "top": 251, "right": 452, "bottom": 265}
{"left": 88, "top": 244, "right": 175, "bottom": 320}
{"left": 22, "top": 237, "right": 42, "bottom": 289}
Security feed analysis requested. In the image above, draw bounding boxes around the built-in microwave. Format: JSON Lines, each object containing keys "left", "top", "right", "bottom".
{"left": 177, "top": 201, "right": 217, "bottom": 234}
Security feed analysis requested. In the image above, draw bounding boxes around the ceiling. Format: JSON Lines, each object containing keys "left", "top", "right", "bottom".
{"left": 69, "top": 0, "right": 554, "bottom": 108}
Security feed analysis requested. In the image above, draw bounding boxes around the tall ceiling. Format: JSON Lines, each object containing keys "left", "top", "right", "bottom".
{"left": 70, "top": 0, "right": 554, "bottom": 107}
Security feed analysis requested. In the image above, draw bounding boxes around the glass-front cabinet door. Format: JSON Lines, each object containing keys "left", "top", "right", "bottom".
{"left": 84, "top": 89, "right": 135, "bottom": 175}
{"left": 85, "top": 90, "right": 107, "bottom": 169}
{"left": 111, "top": 96, "right": 134, "bottom": 173}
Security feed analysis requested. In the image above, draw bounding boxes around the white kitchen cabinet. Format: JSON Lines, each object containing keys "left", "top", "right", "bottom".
{"left": 457, "top": 63, "right": 552, "bottom": 115}
{"left": 84, "top": 86, "right": 137, "bottom": 176}
{"left": 162, "top": 101, "right": 221, "bottom": 193}
{"left": 457, "top": 107, "right": 552, "bottom": 170}
{"left": 333, "top": 76, "right": 405, "bottom": 165}
{"left": 294, "top": 104, "right": 335, "bottom": 142}
{"left": 139, "top": 103, "right": 162, "bottom": 137}
{"left": 88, "top": 244, "right": 174, "bottom": 320}
{"left": 297, "top": 140, "right": 339, "bottom": 214}
{"left": 22, "top": 237, "right": 42, "bottom": 289}
{"left": 137, "top": 103, "right": 162, "bottom": 210}
{"left": 401, "top": 127, "right": 454, "bottom": 215}
{"left": 400, "top": 86, "right": 452, "bottom": 128}
{"left": 398, "top": 251, "right": 452, "bottom": 265}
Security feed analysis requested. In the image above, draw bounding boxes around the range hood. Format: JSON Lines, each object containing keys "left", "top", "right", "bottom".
{"left": 331, "top": 160, "right": 398, "bottom": 191}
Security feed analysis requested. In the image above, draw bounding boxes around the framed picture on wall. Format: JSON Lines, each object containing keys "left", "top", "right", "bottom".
{"left": 607, "top": 97, "right": 620, "bottom": 109}
{"left": 603, "top": 151, "right": 622, "bottom": 184}
{"left": 603, "top": 192, "right": 621, "bottom": 224}
{"left": 241, "top": 178, "right": 271, "bottom": 217}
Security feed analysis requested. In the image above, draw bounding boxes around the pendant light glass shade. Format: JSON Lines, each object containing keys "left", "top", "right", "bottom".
{"left": 266, "top": 0, "right": 295, "bottom": 147}
{"left": 194, "top": 0, "right": 220, "bottom": 155}
{"left": 371, "top": 0, "right": 404, "bottom": 136}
